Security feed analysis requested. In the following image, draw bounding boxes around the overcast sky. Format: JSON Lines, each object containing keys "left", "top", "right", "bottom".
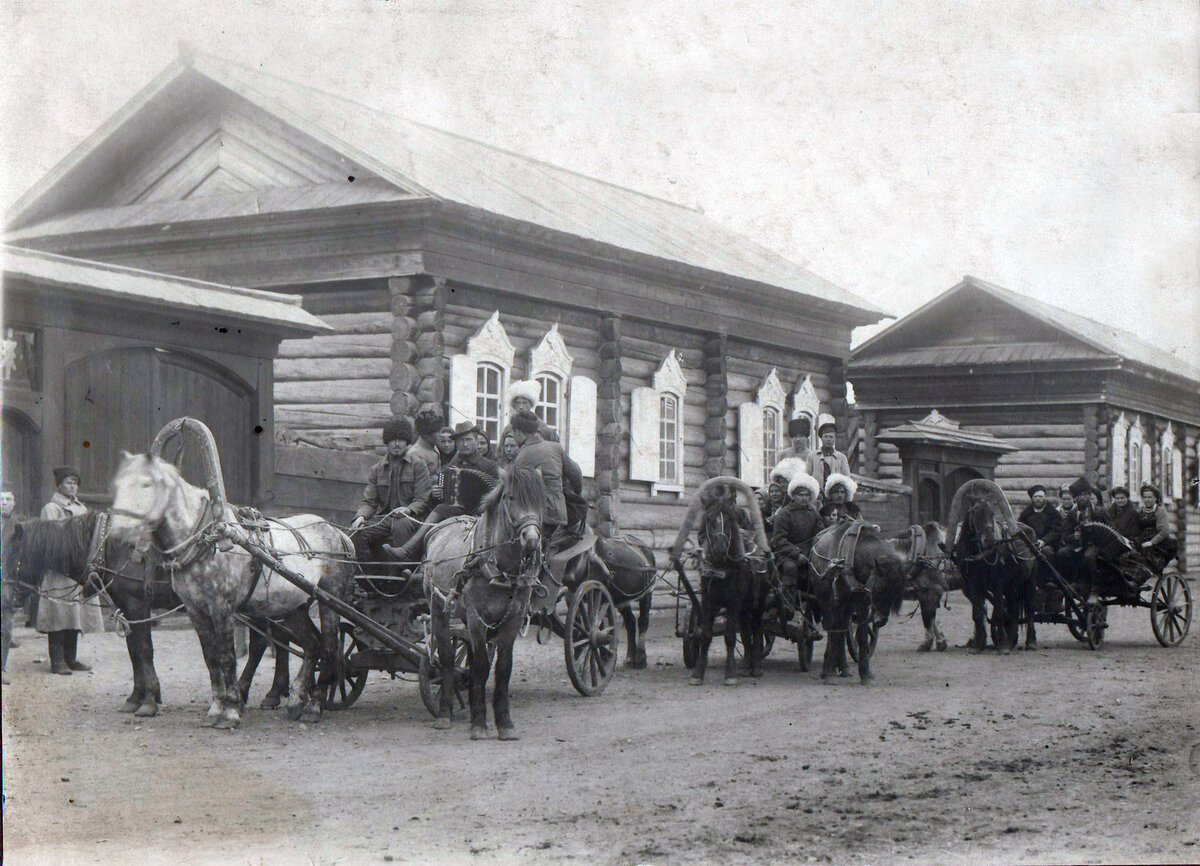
{"left": 3, "top": 1, "right": 1197, "bottom": 362}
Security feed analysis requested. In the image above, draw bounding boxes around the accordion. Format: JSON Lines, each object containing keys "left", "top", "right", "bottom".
{"left": 437, "top": 466, "right": 495, "bottom": 514}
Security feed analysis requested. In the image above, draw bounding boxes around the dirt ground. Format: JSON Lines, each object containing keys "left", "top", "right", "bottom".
{"left": 3, "top": 594, "right": 1198, "bottom": 866}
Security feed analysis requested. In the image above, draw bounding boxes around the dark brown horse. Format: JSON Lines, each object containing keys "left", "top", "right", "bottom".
{"left": 890, "top": 523, "right": 962, "bottom": 652}
{"left": 422, "top": 467, "right": 545, "bottom": 740}
{"left": 808, "top": 520, "right": 906, "bottom": 683}
{"left": 674, "top": 479, "right": 771, "bottom": 687}
{"left": 947, "top": 480, "right": 1039, "bottom": 654}
{"left": 2, "top": 511, "right": 290, "bottom": 716}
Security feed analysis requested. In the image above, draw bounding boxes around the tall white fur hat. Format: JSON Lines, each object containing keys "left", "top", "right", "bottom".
{"left": 817, "top": 412, "right": 837, "bottom": 433}
{"left": 508, "top": 380, "right": 542, "bottom": 408}
{"left": 824, "top": 472, "right": 858, "bottom": 501}
{"left": 769, "top": 457, "right": 809, "bottom": 487}
{"left": 788, "top": 472, "right": 821, "bottom": 500}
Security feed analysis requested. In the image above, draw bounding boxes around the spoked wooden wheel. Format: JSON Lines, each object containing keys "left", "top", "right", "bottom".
{"left": 1085, "top": 602, "right": 1107, "bottom": 651}
{"left": 322, "top": 622, "right": 369, "bottom": 711}
{"left": 1151, "top": 572, "right": 1192, "bottom": 647}
{"left": 682, "top": 604, "right": 700, "bottom": 669}
{"left": 564, "top": 579, "right": 619, "bottom": 696}
{"left": 846, "top": 620, "right": 879, "bottom": 662}
{"left": 419, "top": 631, "right": 470, "bottom": 718}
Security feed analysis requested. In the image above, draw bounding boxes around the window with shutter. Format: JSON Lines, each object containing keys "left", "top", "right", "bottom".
{"left": 630, "top": 351, "right": 688, "bottom": 494}
{"left": 535, "top": 374, "right": 562, "bottom": 436}
{"left": 763, "top": 406, "right": 780, "bottom": 486}
{"left": 448, "top": 311, "right": 516, "bottom": 449}
{"left": 1111, "top": 412, "right": 1129, "bottom": 488}
{"left": 792, "top": 373, "right": 821, "bottom": 454}
{"left": 1128, "top": 418, "right": 1144, "bottom": 489}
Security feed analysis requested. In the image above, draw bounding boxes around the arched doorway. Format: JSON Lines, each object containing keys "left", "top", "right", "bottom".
{"left": 63, "top": 347, "right": 255, "bottom": 503}
{"left": 2, "top": 407, "right": 41, "bottom": 514}
{"left": 918, "top": 477, "right": 942, "bottom": 525}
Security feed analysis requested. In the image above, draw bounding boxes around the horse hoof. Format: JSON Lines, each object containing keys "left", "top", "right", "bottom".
{"left": 286, "top": 703, "right": 303, "bottom": 721}
{"left": 936, "top": 641, "right": 948, "bottom": 652}
{"left": 497, "top": 727, "right": 520, "bottom": 741}
{"left": 917, "top": 642, "right": 932, "bottom": 653}
{"left": 838, "top": 669, "right": 851, "bottom": 678}
{"left": 300, "top": 708, "right": 321, "bottom": 724}
{"left": 212, "top": 713, "right": 240, "bottom": 730}
{"left": 119, "top": 699, "right": 140, "bottom": 713}
{"left": 998, "top": 646, "right": 1011, "bottom": 656}
{"left": 688, "top": 677, "right": 704, "bottom": 686}
{"left": 260, "top": 694, "right": 282, "bottom": 710}
{"left": 967, "top": 646, "right": 982, "bottom": 655}
{"left": 470, "top": 727, "right": 488, "bottom": 741}
{"left": 860, "top": 673, "right": 875, "bottom": 685}
{"left": 723, "top": 677, "right": 739, "bottom": 687}
{"left": 134, "top": 702, "right": 159, "bottom": 718}
{"left": 434, "top": 717, "right": 452, "bottom": 730}
{"left": 1026, "top": 641, "right": 1038, "bottom": 651}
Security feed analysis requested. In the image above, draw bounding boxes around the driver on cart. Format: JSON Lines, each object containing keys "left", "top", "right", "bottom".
{"left": 771, "top": 473, "right": 826, "bottom": 615}
{"left": 349, "top": 417, "right": 433, "bottom": 570}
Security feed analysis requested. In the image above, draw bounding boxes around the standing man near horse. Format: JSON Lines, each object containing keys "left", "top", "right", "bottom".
{"left": 37, "top": 466, "right": 104, "bottom": 675}
{"left": 2, "top": 484, "right": 20, "bottom": 684}
{"left": 351, "top": 417, "right": 433, "bottom": 566}
{"left": 807, "top": 413, "right": 851, "bottom": 492}
{"left": 1018, "top": 485, "right": 1063, "bottom": 552}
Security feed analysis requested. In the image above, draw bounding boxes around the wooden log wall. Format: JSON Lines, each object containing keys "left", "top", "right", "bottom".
{"left": 389, "top": 276, "right": 420, "bottom": 419}
{"left": 411, "top": 276, "right": 448, "bottom": 410}
{"left": 594, "top": 315, "right": 623, "bottom": 538}
{"left": 268, "top": 443, "right": 379, "bottom": 525}
{"left": 703, "top": 334, "right": 729, "bottom": 478}
{"left": 723, "top": 340, "right": 836, "bottom": 482}
{"left": 274, "top": 283, "right": 392, "bottom": 452}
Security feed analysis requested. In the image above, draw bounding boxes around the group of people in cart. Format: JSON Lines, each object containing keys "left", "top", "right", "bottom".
{"left": 1016, "top": 476, "right": 1178, "bottom": 600}
{"left": 348, "top": 380, "right": 589, "bottom": 587}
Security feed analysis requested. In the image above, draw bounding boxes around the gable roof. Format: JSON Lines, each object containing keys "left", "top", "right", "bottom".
{"left": 875, "top": 410, "right": 1018, "bottom": 454}
{"left": 6, "top": 49, "right": 884, "bottom": 324}
{"left": 850, "top": 276, "right": 1200, "bottom": 386}
{"left": 2, "top": 245, "right": 331, "bottom": 337}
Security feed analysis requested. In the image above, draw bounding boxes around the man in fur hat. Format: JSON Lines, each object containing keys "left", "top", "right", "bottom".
{"left": 500, "top": 380, "right": 561, "bottom": 444}
{"left": 350, "top": 417, "right": 432, "bottom": 566}
{"left": 778, "top": 416, "right": 813, "bottom": 463}
{"left": 807, "top": 413, "right": 851, "bottom": 490}
{"left": 1018, "top": 484, "right": 1062, "bottom": 551}
{"left": 408, "top": 406, "right": 447, "bottom": 477}
{"left": 771, "top": 472, "right": 827, "bottom": 606}
{"left": 1054, "top": 477, "right": 1110, "bottom": 596}
{"left": 820, "top": 473, "right": 862, "bottom": 524}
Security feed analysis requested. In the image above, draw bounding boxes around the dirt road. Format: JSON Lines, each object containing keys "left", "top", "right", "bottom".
{"left": 3, "top": 597, "right": 1198, "bottom": 865}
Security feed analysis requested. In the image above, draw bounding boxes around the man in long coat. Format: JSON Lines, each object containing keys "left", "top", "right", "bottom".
{"left": 807, "top": 413, "right": 851, "bottom": 491}
{"left": 38, "top": 467, "right": 105, "bottom": 675}
{"left": 510, "top": 410, "right": 569, "bottom": 546}
{"left": 1018, "top": 484, "right": 1063, "bottom": 551}
{"left": 351, "top": 418, "right": 433, "bottom": 565}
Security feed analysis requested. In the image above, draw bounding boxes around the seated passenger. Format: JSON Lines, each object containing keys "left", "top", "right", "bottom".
{"left": 350, "top": 417, "right": 432, "bottom": 567}
{"left": 771, "top": 473, "right": 826, "bottom": 601}
{"left": 1133, "top": 483, "right": 1177, "bottom": 572}
{"left": 1018, "top": 484, "right": 1062, "bottom": 551}
{"left": 819, "top": 474, "right": 862, "bottom": 524}
{"left": 1106, "top": 486, "right": 1139, "bottom": 540}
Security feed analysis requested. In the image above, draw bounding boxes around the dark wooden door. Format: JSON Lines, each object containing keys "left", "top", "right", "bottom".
{"left": 64, "top": 347, "right": 254, "bottom": 504}
{"left": 2, "top": 408, "right": 41, "bottom": 515}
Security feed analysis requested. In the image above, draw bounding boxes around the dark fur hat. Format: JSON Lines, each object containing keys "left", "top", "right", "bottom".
{"left": 1027, "top": 484, "right": 1046, "bottom": 498}
{"left": 510, "top": 410, "right": 541, "bottom": 434}
{"left": 415, "top": 407, "right": 444, "bottom": 437}
{"left": 787, "top": 416, "right": 811, "bottom": 437}
{"left": 53, "top": 466, "right": 82, "bottom": 486}
{"left": 381, "top": 417, "right": 415, "bottom": 445}
{"left": 1067, "top": 477, "right": 1093, "bottom": 498}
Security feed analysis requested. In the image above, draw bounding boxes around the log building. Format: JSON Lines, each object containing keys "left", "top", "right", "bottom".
{"left": 848, "top": 276, "right": 1200, "bottom": 577}
{"left": 4, "top": 50, "right": 885, "bottom": 553}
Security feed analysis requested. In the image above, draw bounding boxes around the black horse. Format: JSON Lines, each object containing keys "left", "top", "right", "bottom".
{"left": 682, "top": 481, "right": 770, "bottom": 686}
{"left": 948, "top": 481, "right": 1039, "bottom": 654}
{"left": 3, "top": 512, "right": 289, "bottom": 716}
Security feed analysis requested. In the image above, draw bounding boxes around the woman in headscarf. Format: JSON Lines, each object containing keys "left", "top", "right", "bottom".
{"left": 37, "top": 467, "right": 105, "bottom": 675}
{"left": 819, "top": 473, "right": 862, "bottom": 524}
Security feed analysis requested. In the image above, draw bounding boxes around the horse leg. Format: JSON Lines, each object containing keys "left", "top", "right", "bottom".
{"left": 856, "top": 613, "right": 874, "bottom": 684}
{"left": 620, "top": 605, "right": 641, "bottom": 668}
{"left": 689, "top": 580, "right": 714, "bottom": 686}
{"left": 121, "top": 623, "right": 147, "bottom": 712}
{"left": 723, "top": 582, "right": 741, "bottom": 686}
{"left": 282, "top": 610, "right": 322, "bottom": 723}
{"left": 467, "top": 617, "right": 492, "bottom": 740}
{"left": 129, "top": 621, "right": 162, "bottom": 717}
{"left": 208, "top": 607, "right": 243, "bottom": 729}
{"left": 264, "top": 626, "right": 292, "bottom": 710}
{"left": 237, "top": 620, "right": 269, "bottom": 705}
{"left": 917, "top": 590, "right": 936, "bottom": 652}
{"left": 966, "top": 583, "right": 988, "bottom": 653}
{"left": 1023, "top": 568, "right": 1039, "bottom": 650}
{"left": 185, "top": 606, "right": 227, "bottom": 726}
{"left": 431, "top": 603, "right": 456, "bottom": 729}
{"left": 493, "top": 619, "right": 522, "bottom": 741}
{"left": 636, "top": 594, "right": 651, "bottom": 669}
{"left": 314, "top": 601, "right": 341, "bottom": 715}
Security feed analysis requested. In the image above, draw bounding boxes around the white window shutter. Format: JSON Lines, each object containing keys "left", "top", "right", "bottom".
{"left": 568, "top": 375, "right": 597, "bottom": 478}
{"left": 738, "top": 401, "right": 764, "bottom": 486}
{"left": 448, "top": 354, "right": 476, "bottom": 427}
{"left": 629, "top": 386, "right": 658, "bottom": 482}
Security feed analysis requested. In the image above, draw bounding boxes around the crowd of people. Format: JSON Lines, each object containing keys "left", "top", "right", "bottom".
{"left": 347, "top": 380, "right": 589, "bottom": 586}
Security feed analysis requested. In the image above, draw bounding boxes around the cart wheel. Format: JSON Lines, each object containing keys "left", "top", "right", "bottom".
{"left": 323, "top": 623, "right": 369, "bottom": 711}
{"left": 1085, "top": 602, "right": 1107, "bottom": 651}
{"left": 682, "top": 605, "right": 700, "bottom": 670}
{"left": 847, "top": 620, "right": 879, "bottom": 663}
{"left": 1066, "top": 612, "right": 1089, "bottom": 643}
{"left": 564, "top": 579, "right": 619, "bottom": 697}
{"left": 419, "top": 631, "right": 470, "bottom": 718}
{"left": 1151, "top": 572, "right": 1192, "bottom": 647}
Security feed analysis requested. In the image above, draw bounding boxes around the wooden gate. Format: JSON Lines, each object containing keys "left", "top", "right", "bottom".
{"left": 63, "top": 347, "right": 255, "bottom": 503}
